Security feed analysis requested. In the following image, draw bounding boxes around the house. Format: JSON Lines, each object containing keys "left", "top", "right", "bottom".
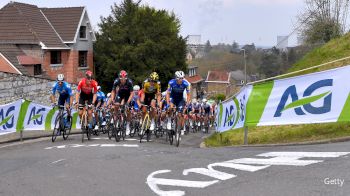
{"left": 185, "top": 65, "right": 204, "bottom": 99}
{"left": 0, "top": 2, "right": 96, "bottom": 83}
{"left": 205, "top": 70, "right": 236, "bottom": 97}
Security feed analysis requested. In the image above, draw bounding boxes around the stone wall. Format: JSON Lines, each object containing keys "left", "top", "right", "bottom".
{"left": 0, "top": 71, "right": 76, "bottom": 106}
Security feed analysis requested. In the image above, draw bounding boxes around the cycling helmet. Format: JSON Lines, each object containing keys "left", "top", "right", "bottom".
{"left": 85, "top": 70, "right": 93, "bottom": 79}
{"left": 175, "top": 71, "right": 185, "bottom": 78}
{"left": 57, "top": 74, "right": 64, "bottom": 81}
{"left": 107, "top": 93, "right": 111, "bottom": 98}
{"left": 192, "top": 98, "right": 197, "bottom": 103}
{"left": 202, "top": 98, "right": 207, "bottom": 103}
{"left": 149, "top": 72, "right": 159, "bottom": 81}
{"left": 161, "top": 91, "right": 167, "bottom": 97}
{"left": 133, "top": 85, "right": 140, "bottom": 91}
{"left": 119, "top": 70, "right": 128, "bottom": 79}
{"left": 97, "top": 86, "right": 101, "bottom": 91}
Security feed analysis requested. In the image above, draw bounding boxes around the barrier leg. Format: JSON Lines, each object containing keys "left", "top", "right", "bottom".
{"left": 20, "top": 129, "right": 23, "bottom": 142}
{"left": 244, "top": 126, "right": 248, "bottom": 145}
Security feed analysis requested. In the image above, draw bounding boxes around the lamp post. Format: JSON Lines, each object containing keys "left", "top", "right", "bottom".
{"left": 241, "top": 48, "right": 248, "bottom": 145}
{"left": 241, "top": 49, "right": 247, "bottom": 85}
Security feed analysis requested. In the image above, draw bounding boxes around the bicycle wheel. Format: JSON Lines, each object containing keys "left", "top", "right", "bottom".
{"left": 129, "top": 120, "right": 135, "bottom": 137}
{"left": 121, "top": 121, "right": 126, "bottom": 141}
{"left": 114, "top": 118, "right": 121, "bottom": 142}
{"left": 52, "top": 116, "right": 61, "bottom": 142}
{"left": 146, "top": 129, "right": 151, "bottom": 142}
{"left": 63, "top": 116, "right": 72, "bottom": 140}
{"left": 175, "top": 119, "right": 180, "bottom": 147}
{"left": 139, "top": 115, "right": 148, "bottom": 143}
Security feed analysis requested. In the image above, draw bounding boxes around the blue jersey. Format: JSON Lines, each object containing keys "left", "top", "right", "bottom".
{"left": 97, "top": 91, "right": 106, "bottom": 103}
{"left": 167, "top": 79, "right": 190, "bottom": 101}
{"left": 52, "top": 81, "right": 73, "bottom": 96}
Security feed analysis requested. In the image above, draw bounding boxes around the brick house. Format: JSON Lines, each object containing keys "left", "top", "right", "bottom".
{"left": 0, "top": 2, "right": 96, "bottom": 84}
{"left": 205, "top": 71, "right": 236, "bottom": 97}
{"left": 185, "top": 65, "right": 204, "bottom": 99}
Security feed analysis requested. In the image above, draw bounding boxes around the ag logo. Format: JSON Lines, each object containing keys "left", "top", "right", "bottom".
{"left": 274, "top": 79, "right": 332, "bottom": 117}
{"left": 220, "top": 95, "right": 245, "bottom": 128}
{"left": 27, "top": 107, "right": 46, "bottom": 125}
{"left": 0, "top": 106, "right": 15, "bottom": 130}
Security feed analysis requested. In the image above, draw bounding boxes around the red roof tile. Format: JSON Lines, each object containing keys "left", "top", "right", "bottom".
{"left": 185, "top": 75, "right": 203, "bottom": 84}
{"left": 206, "top": 71, "right": 230, "bottom": 83}
{"left": 17, "top": 55, "right": 41, "bottom": 65}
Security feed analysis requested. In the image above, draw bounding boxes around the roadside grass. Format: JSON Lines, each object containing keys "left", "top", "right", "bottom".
{"left": 205, "top": 122, "right": 350, "bottom": 147}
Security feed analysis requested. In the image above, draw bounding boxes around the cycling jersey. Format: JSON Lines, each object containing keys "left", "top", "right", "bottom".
{"left": 112, "top": 78, "right": 133, "bottom": 103}
{"left": 96, "top": 91, "right": 106, "bottom": 106}
{"left": 77, "top": 78, "right": 98, "bottom": 95}
{"left": 143, "top": 79, "right": 161, "bottom": 94}
{"left": 192, "top": 103, "right": 201, "bottom": 113}
{"left": 167, "top": 79, "right": 190, "bottom": 103}
{"left": 52, "top": 81, "right": 73, "bottom": 96}
{"left": 77, "top": 78, "right": 98, "bottom": 105}
{"left": 202, "top": 103, "right": 211, "bottom": 114}
{"left": 52, "top": 81, "right": 73, "bottom": 106}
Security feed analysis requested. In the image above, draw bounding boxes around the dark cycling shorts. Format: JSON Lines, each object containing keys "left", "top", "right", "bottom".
{"left": 79, "top": 92, "right": 93, "bottom": 106}
{"left": 171, "top": 98, "right": 185, "bottom": 111}
{"left": 144, "top": 92, "right": 156, "bottom": 106}
{"left": 58, "top": 94, "right": 70, "bottom": 106}
{"left": 115, "top": 93, "right": 130, "bottom": 104}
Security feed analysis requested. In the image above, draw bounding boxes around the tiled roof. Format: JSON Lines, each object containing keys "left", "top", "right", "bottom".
{"left": 0, "top": 2, "right": 69, "bottom": 48}
{"left": 17, "top": 55, "right": 41, "bottom": 65}
{"left": 205, "top": 71, "right": 230, "bottom": 83}
{"left": 185, "top": 75, "right": 203, "bottom": 84}
{"left": 41, "top": 7, "right": 84, "bottom": 42}
{"left": 0, "top": 44, "right": 29, "bottom": 75}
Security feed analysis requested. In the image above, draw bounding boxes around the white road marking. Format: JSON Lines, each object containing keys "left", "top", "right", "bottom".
{"left": 51, "top": 159, "right": 66, "bottom": 164}
{"left": 147, "top": 151, "right": 350, "bottom": 196}
{"left": 258, "top": 152, "right": 350, "bottom": 158}
{"left": 45, "top": 143, "right": 139, "bottom": 149}
{"left": 147, "top": 170, "right": 219, "bottom": 196}
{"left": 91, "top": 138, "right": 109, "bottom": 140}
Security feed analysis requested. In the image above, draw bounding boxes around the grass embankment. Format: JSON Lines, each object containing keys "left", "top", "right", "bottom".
{"left": 205, "top": 33, "right": 350, "bottom": 147}
{"left": 205, "top": 122, "right": 350, "bottom": 147}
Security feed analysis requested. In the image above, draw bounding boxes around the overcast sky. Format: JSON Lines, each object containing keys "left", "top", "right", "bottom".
{"left": 0, "top": 0, "right": 305, "bottom": 47}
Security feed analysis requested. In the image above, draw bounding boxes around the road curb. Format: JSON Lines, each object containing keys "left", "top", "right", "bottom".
{"left": 201, "top": 136, "right": 350, "bottom": 148}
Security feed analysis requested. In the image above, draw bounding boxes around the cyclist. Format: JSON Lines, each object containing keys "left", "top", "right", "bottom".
{"left": 159, "top": 91, "right": 169, "bottom": 129}
{"left": 107, "top": 70, "right": 133, "bottom": 134}
{"left": 131, "top": 85, "right": 142, "bottom": 111}
{"left": 166, "top": 71, "right": 191, "bottom": 134}
{"left": 51, "top": 74, "right": 73, "bottom": 127}
{"left": 190, "top": 98, "right": 202, "bottom": 129}
{"left": 94, "top": 86, "right": 106, "bottom": 129}
{"left": 75, "top": 70, "right": 98, "bottom": 129}
{"left": 201, "top": 98, "right": 212, "bottom": 132}
{"left": 141, "top": 72, "right": 161, "bottom": 132}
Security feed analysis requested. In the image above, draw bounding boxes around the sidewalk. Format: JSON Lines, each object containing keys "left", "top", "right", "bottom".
{"left": 0, "top": 129, "right": 82, "bottom": 144}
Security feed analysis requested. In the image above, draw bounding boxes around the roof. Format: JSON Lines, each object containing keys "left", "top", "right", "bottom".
{"left": 0, "top": 2, "right": 73, "bottom": 48}
{"left": 17, "top": 55, "right": 41, "bottom": 65}
{"left": 205, "top": 71, "right": 230, "bottom": 84}
{"left": 185, "top": 75, "right": 203, "bottom": 84}
{"left": 41, "top": 7, "right": 85, "bottom": 42}
{"left": 0, "top": 44, "right": 29, "bottom": 75}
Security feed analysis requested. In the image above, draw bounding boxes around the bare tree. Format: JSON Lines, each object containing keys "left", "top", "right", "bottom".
{"left": 299, "top": 0, "right": 349, "bottom": 44}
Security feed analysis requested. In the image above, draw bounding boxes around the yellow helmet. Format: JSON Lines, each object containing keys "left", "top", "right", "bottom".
{"left": 149, "top": 72, "right": 159, "bottom": 81}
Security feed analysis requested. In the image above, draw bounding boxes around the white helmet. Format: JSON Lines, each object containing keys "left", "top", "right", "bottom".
{"left": 202, "top": 98, "right": 207, "bottom": 103}
{"left": 57, "top": 74, "right": 64, "bottom": 81}
{"left": 97, "top": 86, "right": 101, "bottom": 91}
{"left": 175, "top": 71, "right": 185, "bottom": 78}
{"left": 192, "top": 98, "right": 197, "bottom": 103}
{"left": 161, "top": 91, "right": 167, "bottom": 97}
{"left": 107, "top": 93, "right": 111, "bottom": 98}
{"left": 133, "top": 85, "right": 140, "bottom": 91}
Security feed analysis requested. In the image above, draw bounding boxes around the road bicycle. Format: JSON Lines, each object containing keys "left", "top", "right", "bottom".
{"left": 52, "top": 105, "right": 72, "bottom": 142}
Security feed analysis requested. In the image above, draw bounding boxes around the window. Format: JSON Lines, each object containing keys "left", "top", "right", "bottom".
{"left": 34, "top": 64, "right": 42, "bottom": 75}
{"left": 79, "top": 26, "right": 87, "bottom": 39}
{"left": 79, "top": 51, "right": 88, "bottom": 67}
{"left": 50, "top": 51, "right": 61, "bottom": 64}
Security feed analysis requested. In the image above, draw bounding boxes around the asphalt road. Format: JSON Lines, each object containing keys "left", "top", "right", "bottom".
{"left": 0, "top": 130, "right": 349, "bottom": 196}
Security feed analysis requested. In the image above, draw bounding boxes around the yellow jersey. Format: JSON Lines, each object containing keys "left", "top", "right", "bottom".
{"left": 143, "top": 79, "right": 161, "bottom": 94}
